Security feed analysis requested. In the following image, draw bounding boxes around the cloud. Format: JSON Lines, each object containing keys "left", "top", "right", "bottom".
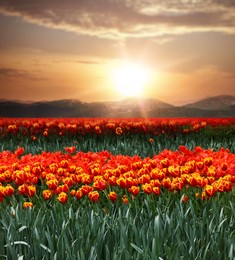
{"left": 0, "top": 68, "right": 26, "bottom": 78}
{"left": 76, "top": 60, "right": 104, "bottom": 65}
{"left": 0, "top": 67, "right": 47, "bottom": 81}
{"left": 0, "top": 0, "right": 234, "bottom": 39}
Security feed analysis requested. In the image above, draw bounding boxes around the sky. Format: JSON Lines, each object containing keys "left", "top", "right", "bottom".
{"left": 0, "top": 0, "right": 235, "bottom": 105}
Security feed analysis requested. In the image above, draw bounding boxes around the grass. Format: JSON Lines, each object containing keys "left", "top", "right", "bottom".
{"left": 1, "top": 190, "right": 235, "bottom": 259}
{"left": 1, "top": 126, "right": 235, "bottom": 156}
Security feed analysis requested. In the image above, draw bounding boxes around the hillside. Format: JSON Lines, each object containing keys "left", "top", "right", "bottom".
{"left": 0, "top": 95, "right": 234, "bottom": 118}
{"left": 185, "top": 95, "right": 235, "bottom": 111}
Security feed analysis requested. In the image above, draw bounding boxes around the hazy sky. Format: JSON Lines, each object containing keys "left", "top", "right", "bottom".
{"left": 0, "top": 0, "right": 235, "bottom": 105}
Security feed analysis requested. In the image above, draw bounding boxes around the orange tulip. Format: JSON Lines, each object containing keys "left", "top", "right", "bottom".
{"left": 81, "top": 185, "right": 93, "bottom": 195}
{"left": 138, "top": 174, "right": 150, "bottom": 184}
{"left": 95, "top": 126, "right": 101, "bottom": 134}
{"left": 126, "top": 177, "right": 138, "bottom": 187}
{"left": 171, "top": 178, "right": 185, "bottom": 191}
{"left": 152, "top": 186, "right": 160, "bottom": 196}
{"left": 150, "top": 169, "right": 165, "bottom": 180}
{"left": 115, "top": 127, "right": 123, "bottom": 135}
{"left": 42, "top": 190, "right": 52, "bottom": 200}
{"left": 204, "top": 185, "right": 215, "bottom": 197}
{"left": 63, "top": 177, "right": 74, "bottom": 187}
{"left": 201, "top": 191, "right": 207, "bottom": 201}
{"left": 46, "top": 179, "right": 59, "bottom": 190}
{"left": 150, "top": 179, "right": 161, "bottom": 187}
{"left": 43, "top": 130, "right": 48, "bottom": 137}
{"left": 4, "top": 185, "right": 14, "bottom": 196}
{"left": 15, "top": 170, "right": 29, "bottom": 185}
{"left": 88, "top": 191, "right": 100, "bottom": 203}
{"left": 93, "top": 179, "right": 107, "bottom": 191}
{"left": 128, "top": 186, "right": 140, "bottom": 196}
{"left": 27, "top": 185, "right": 36, "bottom": 197}
{"left": 196, "top": 161, "right": 204, "bottom": 171}
{"left": 117, "top": 177, "right": 127, "bottom": 188}
{"left": 160, "top": 158, "right": 169, "bottom": 168}
{"left": 57, "top": 192, "right": 68, "bottom": 204}
{"left": 70, "top": 189, "right": 76, "bottom": 196}
{"left": 82, "top": 174, "right": 93, "bottom": 184}
{"left": 18, "top": 184, "right": 36, "bottom": 197}
{"left": 142, "top": 183, "right": 152, "bottom": 194}
{"left": 122, "top": 195, "right": 128, "bottom": 204}
{"left": 108, "top": 191, "right": 117, "bottom": 202}
{"left": 187, "top": 176, "right": 198, "bottom": 187}
{"left": 108, "top": 176, "right": 117, "bottom": 186}
{"left": 162, "top": 177, "right": 171, "bottom": 190}
{"left": 23, "top": 202, "right": 33, "bottom": 209}
{"left": 55, "top": 184, "right": 69, "bottom": 195}
{"left": 204, "top": 157, "right": 213, "bottom": 167}
{"left": 221, "top": 163, "right": 228, "bottom": 171}
{"left": 214, "top": 180, "right": 232, "bottom": 192}
{"left": 0, "top": 186, "right": 6, "bottom": 198}
{"left": 75, "top": 189, "right": 83, "bottom": 200}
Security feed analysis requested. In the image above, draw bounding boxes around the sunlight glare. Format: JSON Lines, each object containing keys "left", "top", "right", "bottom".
{"left": 113, "top": 62, "right": 150, "bottom": 97}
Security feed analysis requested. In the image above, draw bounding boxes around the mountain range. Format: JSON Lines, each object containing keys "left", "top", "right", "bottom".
{"left": 0, "top": 95, "right": 234, "bottom": 118}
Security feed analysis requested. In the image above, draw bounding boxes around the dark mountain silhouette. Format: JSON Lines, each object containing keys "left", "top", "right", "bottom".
{"left": 185, "top": 95, "right": 235, "bottom": 111}
{"left": 0, "top": 95, "right": 234, "bottom": 118}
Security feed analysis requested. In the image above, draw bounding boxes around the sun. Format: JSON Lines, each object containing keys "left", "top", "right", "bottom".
{"left": 112, "top": 62, "right": 150, "bottom": 97}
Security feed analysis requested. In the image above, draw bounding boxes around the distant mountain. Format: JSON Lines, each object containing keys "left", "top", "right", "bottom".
{"left": 0, "top": 95, "right": 234, "bottom": 118}
{"left": 103, "top": 98, "right": 174, "bottom": 117}
{"left": 185, "top": 95, "right": 235, "bottom": 111}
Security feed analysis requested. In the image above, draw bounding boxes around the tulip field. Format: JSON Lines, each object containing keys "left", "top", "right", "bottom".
{"left": 0, "top": 118, "right": 235, "bottom": 259}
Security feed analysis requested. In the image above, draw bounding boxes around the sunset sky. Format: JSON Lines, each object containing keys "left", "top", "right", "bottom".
{"left": 0, "top": 0, "right": 235, "bottom": 105}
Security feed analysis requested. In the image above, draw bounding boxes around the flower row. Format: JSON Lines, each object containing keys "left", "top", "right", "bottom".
{"left": 1, "top": 118, "right": 234, "bottom": 139}
{"left": 0, "top": 146, "right": 234, "bottom": 206}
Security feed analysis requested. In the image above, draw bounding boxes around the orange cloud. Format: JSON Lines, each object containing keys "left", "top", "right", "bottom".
{"left": 0, "top": 0, "right": 234, "bottom": 39}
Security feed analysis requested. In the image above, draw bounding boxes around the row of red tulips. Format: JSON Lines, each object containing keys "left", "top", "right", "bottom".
{"left": 1, "top": 146, "right": 234, "bottom": 207}
{"left": 1, "top": 118, "right": 234, "bottom": 139}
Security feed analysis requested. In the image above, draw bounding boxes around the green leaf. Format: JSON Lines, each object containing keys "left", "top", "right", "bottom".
{"left": 229, "top": 243, "right": 234, "bottom": 260}
{"left": 6, "top": 241, "right": 31, "bottom": 248}
{"left": 40, "top": 243, "right": 51, "bottom": 253}
{"left": 18, "top": 226, "right": 28, "bottom": 233}
{"left": 45, "top": 231, "right": 55, "bottom": 255}
{"left": 130, "top": 243, "right": 143, "bottom": 254}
